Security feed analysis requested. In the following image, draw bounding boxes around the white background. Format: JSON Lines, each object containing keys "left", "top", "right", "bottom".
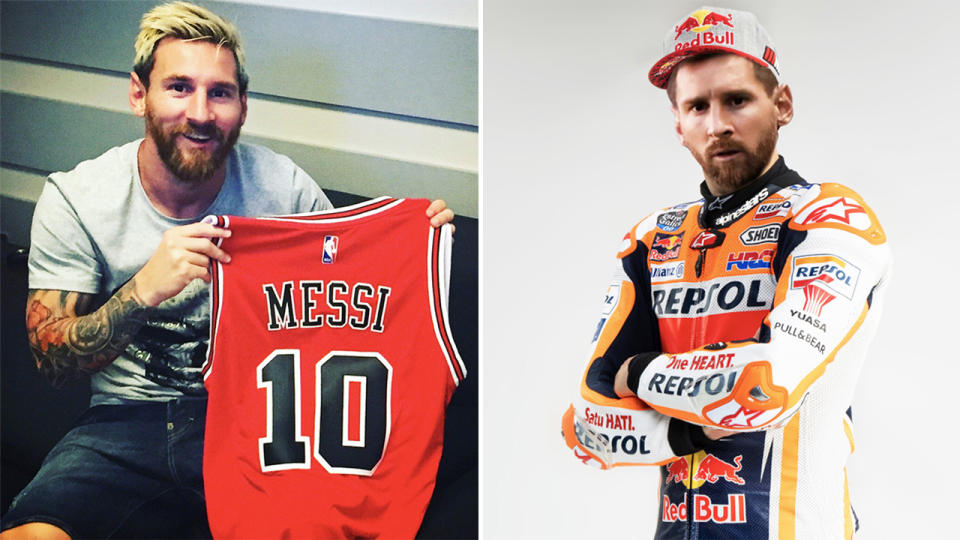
{"left": 483, "top": 0, "right": 960, "bottom": 537}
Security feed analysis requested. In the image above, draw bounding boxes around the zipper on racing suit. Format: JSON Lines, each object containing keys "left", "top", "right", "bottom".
{"left": 691, "top": 229, "right": 725, "bottom": 279}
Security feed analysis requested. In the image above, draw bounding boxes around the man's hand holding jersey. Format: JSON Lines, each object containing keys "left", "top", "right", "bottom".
{"left": 134, "top": 222, "right": 233, "bottom": 307}
{"left": 426, "top": 199, "right": 455, "bottom": 231}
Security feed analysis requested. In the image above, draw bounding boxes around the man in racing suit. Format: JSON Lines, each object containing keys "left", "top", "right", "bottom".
{"left": 561, "top": 6, "right": 890, "bottom": 539}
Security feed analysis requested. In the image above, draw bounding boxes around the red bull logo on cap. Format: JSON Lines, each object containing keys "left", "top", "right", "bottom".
{"left": 651, "top": 6, "right": 780, "bottom": 89}
{"left": 674, "top": 9, "right": 735, "bottom": 51}
{"left": 674, "top": 9, "right": 734, "bottom": 38}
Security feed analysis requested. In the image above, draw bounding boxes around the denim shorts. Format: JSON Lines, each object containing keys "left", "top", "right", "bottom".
{"left": 1, "top": 397, "right": 210, "bottom": 539}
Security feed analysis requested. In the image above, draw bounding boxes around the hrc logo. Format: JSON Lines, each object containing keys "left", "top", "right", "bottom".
{"left": 725, "top": 250, "right": 773, "bottom": 271}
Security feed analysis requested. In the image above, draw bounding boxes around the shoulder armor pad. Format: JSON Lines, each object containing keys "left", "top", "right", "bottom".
{"left": 789, "top": 183, "right": 885, "bottom": 245}
{"left": 617, "top": 211, "right": 655, "bottom": 258}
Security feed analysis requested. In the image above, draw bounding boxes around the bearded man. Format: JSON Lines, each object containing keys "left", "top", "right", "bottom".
{"left": 2, "top": 2, "right": 452, "bottom": 539}
{"left": 563, "top": 6, "right": 890, "bottom": 539}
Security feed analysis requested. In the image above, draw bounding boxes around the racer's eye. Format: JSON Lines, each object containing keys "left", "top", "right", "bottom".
{"left": 728, "top": 94, "right": 750, "bottom": 107}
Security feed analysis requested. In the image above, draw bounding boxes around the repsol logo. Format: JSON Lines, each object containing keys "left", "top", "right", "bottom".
{"left": 598, "top": 433, "right": 650, "bottom": 455}
{"left": 754, "top": 200, "right": 792, "bottom": 220}
{"left": 652, "top": 278, "right": 769, "bottom": 317}
{"left": 574, "top": 418, "right": 650, "bottom": 455}
{"left": 648, "top": 371, "right": 738, "bottom": 397}
{"left": 790, "top": 254, "right": 861, "bottom": 299}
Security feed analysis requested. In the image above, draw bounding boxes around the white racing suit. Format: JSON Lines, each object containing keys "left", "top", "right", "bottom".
{"left": 562, "top": 157, "right": 891, "bottom": 539}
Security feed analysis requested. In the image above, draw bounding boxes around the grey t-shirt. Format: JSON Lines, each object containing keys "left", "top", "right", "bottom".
{"left": 28, "top": 139, "right": 332, "bottom": 405}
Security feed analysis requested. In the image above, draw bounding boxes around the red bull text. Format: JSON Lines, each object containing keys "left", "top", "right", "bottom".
{"left": 675, "top": 31, "right": 734, "bottom": 52}
{"left": 662, "top": 494, "right": 747, "bottom": 524}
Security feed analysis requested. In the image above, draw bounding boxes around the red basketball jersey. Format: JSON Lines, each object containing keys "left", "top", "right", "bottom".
{"left": 202, "top": 197, "right": 464, "bottom": 539}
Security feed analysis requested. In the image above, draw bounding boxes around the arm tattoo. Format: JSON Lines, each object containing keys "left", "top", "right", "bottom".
{"left": 26, "top": 280, "right": 152, "bottom": 387}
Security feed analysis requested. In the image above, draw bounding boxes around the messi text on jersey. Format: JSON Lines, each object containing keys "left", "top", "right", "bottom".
{"left": 262, "top": 280, "right": 391, "bottom": 332}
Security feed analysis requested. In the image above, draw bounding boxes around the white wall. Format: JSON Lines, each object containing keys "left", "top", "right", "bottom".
{"left": 483, "top": 0, "right": 959, "bottom": 537}
{"left": 1, "top": 1, "right": 479, "bottom": 247}
{"left": 226, "top": 0, "right": 478, "bottom": 27}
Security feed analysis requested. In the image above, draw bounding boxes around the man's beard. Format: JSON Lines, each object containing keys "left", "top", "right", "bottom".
{"left": 692, "top": 125, "right": 778, "bottom": 194}
{"left": 145, "top": 108, "right": 240, "bottom": 184}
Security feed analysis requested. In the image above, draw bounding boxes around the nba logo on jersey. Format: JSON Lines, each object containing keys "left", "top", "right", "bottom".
{"left": 322, "top": 235, "right": 339, "bottom": 263}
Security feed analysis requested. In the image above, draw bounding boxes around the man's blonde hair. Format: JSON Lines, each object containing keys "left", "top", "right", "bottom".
{"left": 133, "top": 1, "right": 248, "bottom": 93}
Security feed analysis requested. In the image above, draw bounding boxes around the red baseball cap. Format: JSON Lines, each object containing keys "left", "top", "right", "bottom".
{"left": 649, "top": 6, "right": 781, "bottom": 89}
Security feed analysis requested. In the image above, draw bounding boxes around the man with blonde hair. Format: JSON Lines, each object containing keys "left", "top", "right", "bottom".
{"left": 1, "top": 2, "right": 452, "bottom": 538}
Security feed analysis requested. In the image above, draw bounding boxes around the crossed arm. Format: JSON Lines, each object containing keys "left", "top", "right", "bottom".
{"left": 565, "top": 189, "right": 889, "bottom": 468}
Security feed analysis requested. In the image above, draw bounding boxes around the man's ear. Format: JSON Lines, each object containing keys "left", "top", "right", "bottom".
{"left": 129, "top": 72, "right": 147, "bottom": 118}
{"left": 672, "top": 106, "right": 688, "bottom": 147}
{"left": 240, "top": 92, "right": 247, "bottom": 126}
{"left": 774, "top": 84, "right": 794, "bottom": 128}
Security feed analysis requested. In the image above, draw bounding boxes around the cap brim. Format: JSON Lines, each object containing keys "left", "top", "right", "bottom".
{"left": 649, "top": 46, "right": 773, "bottom": 89}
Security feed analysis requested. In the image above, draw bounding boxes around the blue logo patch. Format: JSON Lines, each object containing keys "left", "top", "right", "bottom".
{"left": 322, "top": 235, "right": 339, "bottom": 264}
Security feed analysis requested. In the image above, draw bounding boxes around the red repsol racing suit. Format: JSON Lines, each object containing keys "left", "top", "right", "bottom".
{"left": 561, "top": 157, "right": 890, "bottom": 539}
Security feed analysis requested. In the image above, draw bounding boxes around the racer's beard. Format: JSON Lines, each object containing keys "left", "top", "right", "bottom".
{"left": 692, "top": 125, "right": 778, "bottom": 195}
{"left": 145, "top": 107, "right": 240, "bottom": 184}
